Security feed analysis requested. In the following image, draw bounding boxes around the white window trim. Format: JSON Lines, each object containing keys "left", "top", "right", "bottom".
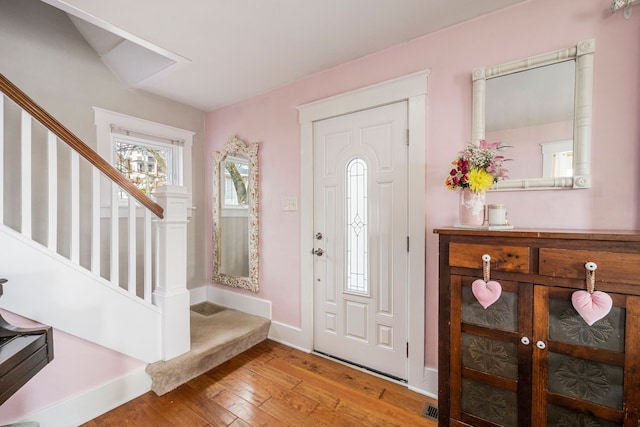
{"left": 93, "top": 107, "right": 194, "bottom": 216}
{"left": 541, "top": 139, "right": 573, "bottom": 178}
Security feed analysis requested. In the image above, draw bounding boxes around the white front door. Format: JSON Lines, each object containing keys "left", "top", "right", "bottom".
{"left": 312, "top": 101, "right": 408, "bottom": 380}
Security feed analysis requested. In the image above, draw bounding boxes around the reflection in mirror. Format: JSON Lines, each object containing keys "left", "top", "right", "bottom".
{"left": 220, "top": 155, "right": 249, "bottom": 277}
{"left": 485, "top": 61, "right": 575, "bottom": 180}
{"left": 212, "top": 136, "right": 259, "bottom": 292}
{"left": 472, "top": 39, "right": 595, "bottom": 190}
{"left": 541, "top": 140, "right": 573, "bottom": 178}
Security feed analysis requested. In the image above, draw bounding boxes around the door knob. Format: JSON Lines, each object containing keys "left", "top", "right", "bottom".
{"left": 313, "top": 248, "right": 324, "bottom": 256}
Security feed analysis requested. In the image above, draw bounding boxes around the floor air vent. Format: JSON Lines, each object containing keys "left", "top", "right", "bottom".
{"left": 190, "top": 302, "right": 227, "bottom": 316}
{"left": 421, "top": 403, "right": 438, "bottom": 420}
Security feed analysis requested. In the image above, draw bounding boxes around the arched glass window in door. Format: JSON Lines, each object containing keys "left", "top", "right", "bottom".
{"left": 346, "top": 158, "right": 368, "bottom": 294}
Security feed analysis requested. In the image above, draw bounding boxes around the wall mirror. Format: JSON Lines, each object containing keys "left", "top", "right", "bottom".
{"left": 472, "top": 39, "right": 595, "bottom": 190}
{"left": 212, "top": 135, "right": 259, "bottom": 292}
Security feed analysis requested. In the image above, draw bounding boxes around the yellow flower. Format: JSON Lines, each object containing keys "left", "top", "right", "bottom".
{"left": 468, "top": 168, "right": 494, "bottom": 193}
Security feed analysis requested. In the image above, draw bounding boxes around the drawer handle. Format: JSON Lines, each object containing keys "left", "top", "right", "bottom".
{"left": 585, "top": 261, "right": 597, "bottom": 294}
{"left": 481, "top": 254, "right": 492, "bottom": 282}
{"left": 585, "top": 261, "right": 597, "bottom": 272}
{"left": 521, "top": 337, "right": 530, "bottom": 345}
{"left": 536, "top": 341, "right": 546, "bottom": 350}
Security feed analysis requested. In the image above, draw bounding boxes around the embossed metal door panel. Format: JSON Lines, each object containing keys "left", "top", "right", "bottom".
{"left": 534, "top": 287, "right": 639, "bottom": 426}
{"left": 450, "top": 275, "right": 533, "bottom": 427}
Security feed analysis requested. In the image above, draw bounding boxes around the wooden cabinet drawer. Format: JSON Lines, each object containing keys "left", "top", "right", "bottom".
{"left": 449, "top": 242, "right": 530, "bottom": 273}
{"left": 539, "top": 248, "right": 640, "bottom": 284}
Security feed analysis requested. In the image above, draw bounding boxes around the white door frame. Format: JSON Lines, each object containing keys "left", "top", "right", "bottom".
{"left": 297, "top": 70, "right": 429, "bottom": 392}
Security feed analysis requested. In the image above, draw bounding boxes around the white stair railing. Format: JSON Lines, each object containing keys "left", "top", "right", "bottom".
{"left": 9, "top": 105, "right": 157, "bottom": 302}
{"left": 0, "top": 73, "right": 189, "bottom": 361}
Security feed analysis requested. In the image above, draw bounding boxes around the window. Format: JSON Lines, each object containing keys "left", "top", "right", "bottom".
{"left": 113, "top": 135, "right": 177, "bottom": 200}
{"left": 94, "top": 107, "right": 194, "bottom": 214}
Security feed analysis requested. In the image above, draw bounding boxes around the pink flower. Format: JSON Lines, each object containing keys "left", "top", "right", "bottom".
{"left": 479, "top": 139, "right": 501, "bottom": 150}
{"left": 444, "top": 140, "right": 510, "bottom": 193}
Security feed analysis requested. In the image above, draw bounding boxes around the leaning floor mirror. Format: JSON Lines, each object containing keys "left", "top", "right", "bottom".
{"left": 212, "top": 135, "right": 259, "bottom": 292}
{"left": 472, "top": 39, "right": 595, "bottom": 190}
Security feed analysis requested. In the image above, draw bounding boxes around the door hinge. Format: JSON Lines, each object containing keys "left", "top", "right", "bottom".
{"left": 406, "top": 236, "right": 410, "bottom": 252}
{"left": 405, "top": 129, "right": 410, "bottom": 146}
{"left": 406, "top": 342, "right": 409, "bottom": 358}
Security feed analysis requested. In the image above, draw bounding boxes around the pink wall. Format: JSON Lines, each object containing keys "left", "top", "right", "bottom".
{"left": 0, "top": 310, "right": 146, "bottom": 424}
{"left": 205, "top": 0, "right": 640, "bottom": 369}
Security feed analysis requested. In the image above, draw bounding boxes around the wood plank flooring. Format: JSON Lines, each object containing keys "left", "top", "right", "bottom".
{"left": 82, "top": 340, "right": 437, "bottom": 426}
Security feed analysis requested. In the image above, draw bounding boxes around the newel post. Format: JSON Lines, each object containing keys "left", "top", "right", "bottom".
{"left": 153, "top": 185, "right": 190, "bottom": 360}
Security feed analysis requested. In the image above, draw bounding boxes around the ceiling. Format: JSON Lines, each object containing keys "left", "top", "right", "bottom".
{"left": 42, "top": 0, "right": 525, "bottom": 112}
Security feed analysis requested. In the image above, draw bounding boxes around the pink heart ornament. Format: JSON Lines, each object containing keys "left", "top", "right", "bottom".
{"left": 472, "top": 279, "right": 502, "bottom": 309}
{"left": 571, "top": 290, "right": 613, "bottom": 326}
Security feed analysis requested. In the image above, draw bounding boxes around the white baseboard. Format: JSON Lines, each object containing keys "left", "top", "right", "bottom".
{"left": 268, "top": 320, "right": 311, "bottom": 353}
{"left": 189, "top": 286, "right": 208, "bottom": 305}
{"left": 15, "top": 367, "right": 151, "bottom": 427}
{"left": 190, "top": 285, "right": 312, "bottom": 352}
{"left": 189, "top": 285, "right": 272, "bottom": 319}
{"left": 412, "top": 366, "right": 438, "bottom": 399}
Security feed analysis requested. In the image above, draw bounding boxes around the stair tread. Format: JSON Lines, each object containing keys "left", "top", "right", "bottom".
{"left": 146, "top": 307, "right": 270, "bottom": 395}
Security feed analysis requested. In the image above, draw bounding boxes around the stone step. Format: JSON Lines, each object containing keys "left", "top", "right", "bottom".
{"left": 146, "top": 303, "right": 270, "bottom": 395}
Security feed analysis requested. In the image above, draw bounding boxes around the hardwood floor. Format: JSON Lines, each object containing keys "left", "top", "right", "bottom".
{"left": 82, "top": 340, "right": 437, "bottom": 426}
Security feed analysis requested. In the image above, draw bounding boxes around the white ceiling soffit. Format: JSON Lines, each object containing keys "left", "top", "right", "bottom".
{"left": 43, "top": 0, "right": 525, "bottom": 112}
{"left": 68, "top": 15, "right": 178, "bottom": 88}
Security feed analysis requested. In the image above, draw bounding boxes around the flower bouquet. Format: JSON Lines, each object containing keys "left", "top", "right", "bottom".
{"left": 445, "top": 140, "right": 509, "bottom": 193}
{"left": 445, "top": 140, "right": 510, "bottom": 225}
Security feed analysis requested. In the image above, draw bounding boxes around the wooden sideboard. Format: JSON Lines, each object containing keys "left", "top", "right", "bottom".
{"left": 436, "top": 228, "right": 640, "bottom": 427}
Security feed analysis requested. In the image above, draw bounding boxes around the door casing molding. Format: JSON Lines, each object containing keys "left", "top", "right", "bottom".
{"left": 297, "top": 70, "right": 429, "bottom": 392}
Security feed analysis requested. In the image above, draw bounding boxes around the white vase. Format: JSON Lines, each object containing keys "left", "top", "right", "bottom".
{"left": 459, "top": 188, "right": 485, "bottom": 226}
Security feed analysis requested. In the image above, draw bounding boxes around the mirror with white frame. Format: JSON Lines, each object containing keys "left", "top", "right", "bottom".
{"left": 472, "top": 39, "right": 595, "bottom": 190}
{"left": 212, "top": 135, "right": 259, "bottom": 292}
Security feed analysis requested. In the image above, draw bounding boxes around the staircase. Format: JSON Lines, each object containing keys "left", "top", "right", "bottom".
{"left": 0, "top": 71, "right": 196, "bottom": 413}
{"left": 0, "top": 73, "right": 271, "bottom": 423}
{"left": 0, "top": 70, "right": 276, "bottom": 421}
{"left": 0, "top": 73, "right": 190, "bottom": 364}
